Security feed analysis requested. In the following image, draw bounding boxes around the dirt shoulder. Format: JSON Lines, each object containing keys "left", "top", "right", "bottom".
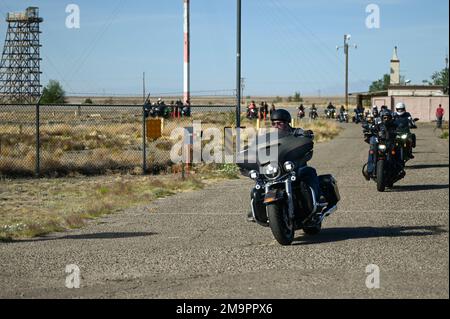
{"left": 0, "top": 167, "right": 239, "bottom": 241}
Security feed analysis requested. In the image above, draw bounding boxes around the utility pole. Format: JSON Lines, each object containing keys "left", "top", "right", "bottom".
{"left": 143, "top": 72, "right": 146, "bottom": 103}
{"left": 236, "top": 0, "right": 241, "bottom": 131}
{"left": 337, "top": 34, "right": 357, "bottom": 109}
{"left": 183, "top": 0, "right": 190, "bottom": 104}
{"left": 241, "top": 77, "right": 245, "bottom": 105}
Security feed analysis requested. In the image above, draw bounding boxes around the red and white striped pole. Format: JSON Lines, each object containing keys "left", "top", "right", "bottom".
{"left": 183, "top": 0, "right": 190, "bottom": 105}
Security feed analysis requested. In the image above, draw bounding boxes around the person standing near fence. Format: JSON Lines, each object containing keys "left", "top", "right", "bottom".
{"left": 270, "top": 103, "right": 276, "bottom": 115}
{"left": 436, "top": 104, "right": 445, "bottom": 129}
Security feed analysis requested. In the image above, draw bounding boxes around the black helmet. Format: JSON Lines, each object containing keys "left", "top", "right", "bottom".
{"left": 270, "top": 109, "right": 292, "bottom": 123}
{"left": 380, "top": 110, "right": 393, "bottom": 123}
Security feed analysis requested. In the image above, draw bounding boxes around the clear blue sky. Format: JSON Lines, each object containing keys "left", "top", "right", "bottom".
{"left": 0, "top": 0, "right": 448, "bottom": 97}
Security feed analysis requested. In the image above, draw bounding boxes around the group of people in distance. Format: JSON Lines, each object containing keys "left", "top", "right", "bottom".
{"left": 144, "top": 98, "right": 191, "bottom": 119}
{"left": 247, "top": 101, "right": 277, "bottom": 119}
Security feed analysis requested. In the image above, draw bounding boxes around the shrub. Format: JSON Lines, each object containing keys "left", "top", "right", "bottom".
{"left": 40, "top": 80, "right": 66, "bottom": 104}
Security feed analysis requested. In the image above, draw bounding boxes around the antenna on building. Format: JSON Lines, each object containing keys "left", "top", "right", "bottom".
{"left": 0, "top": 7, "right": 43, "bottom": 104}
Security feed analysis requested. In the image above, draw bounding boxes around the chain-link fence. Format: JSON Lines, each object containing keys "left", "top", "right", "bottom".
{"left": 0, "top": 103, "right": 236, "bottom": 177}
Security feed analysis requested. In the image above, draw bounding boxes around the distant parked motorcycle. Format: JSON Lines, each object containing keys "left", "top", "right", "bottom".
{"left": 181, "top": 106, "right": 191, "bottom": 117}
{"left": 149, "top": 104, "right": 172, "bottom": 119}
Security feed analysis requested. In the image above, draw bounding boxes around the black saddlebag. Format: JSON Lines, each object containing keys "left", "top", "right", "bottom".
{"left": 318, "top": 175, "right": 340, "bottom": 206}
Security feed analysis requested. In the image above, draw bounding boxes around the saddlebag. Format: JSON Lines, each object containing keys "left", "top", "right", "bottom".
{"left": 318, "top": 175, "right": 340, "bottom": 206}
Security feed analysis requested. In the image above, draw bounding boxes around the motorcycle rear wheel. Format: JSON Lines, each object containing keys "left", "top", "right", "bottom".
{"left": 267, "top": 203, "right": 295, "bottom": 246}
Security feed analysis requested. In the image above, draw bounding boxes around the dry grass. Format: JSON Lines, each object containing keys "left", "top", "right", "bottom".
{"left": 1, "top": 109, "right": 341, "bottom": 177}
{"left": 0, "top": 168, "right": 239, "bottom": 241}
{"left": 300, "top": 119, "right": 343, "bottom": 142}
{"left": 438, "top": 123, "right": 449, "bottom": 139}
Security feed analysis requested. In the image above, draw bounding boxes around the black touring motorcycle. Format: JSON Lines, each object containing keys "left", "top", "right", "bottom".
{"left": 238, "top": 130, "right": 340, "bottom": 245}
{"left": 362, "top": 118, "right": 418, "bottom": 192}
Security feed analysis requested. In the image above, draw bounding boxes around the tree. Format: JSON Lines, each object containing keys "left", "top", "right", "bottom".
{"left": 293, "top": 91, "right": 303, "bottom": 103}
{"left": 273, "top": 96, "right": 283, "bottom": 103}
{"left": 40, "top": 80, "right": 66, "bottom": 104}
{"left": 431, "top": 67, "right": 449, "bottom": 94}
{"left": 369, "top": 74, "right": 390, "bottom": 92}
{"left": 83, "top": 98, "right": 93, "bottom": 104}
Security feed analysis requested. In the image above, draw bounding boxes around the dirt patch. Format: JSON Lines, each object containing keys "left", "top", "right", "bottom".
{"left": 0, "top": 165, "right": 239, "bottom": 241}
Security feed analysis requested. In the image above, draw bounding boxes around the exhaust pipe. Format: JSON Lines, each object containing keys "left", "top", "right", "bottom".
{"left": 319, "top": 205, "right": 337, "bottom": 223}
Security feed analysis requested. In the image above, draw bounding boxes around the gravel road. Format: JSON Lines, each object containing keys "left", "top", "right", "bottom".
{"left": 0, "top": 123, "right": 448, "bottom": 299}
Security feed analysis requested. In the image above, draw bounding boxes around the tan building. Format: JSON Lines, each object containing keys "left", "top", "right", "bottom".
{"left": 354, "top": 47, "right": 449, "bottom": 122}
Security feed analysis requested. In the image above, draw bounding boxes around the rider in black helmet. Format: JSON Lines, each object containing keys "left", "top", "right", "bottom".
{"left": 248, "top": 109, "right": 323, "bottom": 221}
{"left": 270, "top": 109, "right": 312, "bottom": 137}
{"left": 364, "top": 110, "right": 398, "bottom": 179}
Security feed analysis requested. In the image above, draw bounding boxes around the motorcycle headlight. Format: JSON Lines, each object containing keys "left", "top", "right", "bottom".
{"left": 401, "top": 134, "right": 408, "bottom": 140}
{"left": 262, "top": 163, "right": 280, "bottom": 180}
{"left": 249, "top": 170, "right": 259, "bottom": 180}
{"left": 283, "top": 161, "right": 295, "bottom": 173}
{"left": 378, "top": 144, "right": 387, "bottom": 151}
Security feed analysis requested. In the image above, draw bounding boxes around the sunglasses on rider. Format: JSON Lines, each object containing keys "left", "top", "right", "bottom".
{"left": 271, "top": 121, "right": 288, "bottom": 128}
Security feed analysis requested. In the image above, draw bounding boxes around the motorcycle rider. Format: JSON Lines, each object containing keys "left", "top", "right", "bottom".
{"left": 310, "top": 104, "right": 318, "bottom": 119}
{"left": 248, "top": 109, "right": 324, "bottom": 221}
{"left": 298, "top": 103, "right": 305, "bottom": 118}
{"left": 393, "top": 102, "right": 416, "bottom": 159}
{"left": 175, "top": 99, "right": 183, "bottom": 117}
{"left": 144, "top": 98, "right": 152, "bottom": 118}
{"left": 353, "top": 104, "right": 364, "bottom": 123}
{"left": 327, "top": 102, "right": 336, "bottom": 111}
{"left": 363, "top": 110, "right": 398, "bottom": 180}
{"left": 247, "top": 101, "right": 257, "bottom": 119}
{"left": 372, "top": 105, "right": 379, "bottom": 117}
{"left": 182, "top": 99, "right": 191, "bottom": 117}
{"left": 326, "top": 102, "right": 336, "bottom": 118}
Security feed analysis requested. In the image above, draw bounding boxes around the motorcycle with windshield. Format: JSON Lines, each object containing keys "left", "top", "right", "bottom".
{"left": 309, "top": 108, "right": 319, "bottom": 120}
{"left": 238, "top": 129, "right": 340, "bottom": 245}
{"left": 394, "top": 117, "right": 419, "bottom": 163}
{"left": 362, "top": 122, "right": 412, "bottom": 192}
{"left": 325, "top": 108, "right": 336, "bottom": 119}
{"left": 337, "top": 111, "right": 349, "bottom": 123}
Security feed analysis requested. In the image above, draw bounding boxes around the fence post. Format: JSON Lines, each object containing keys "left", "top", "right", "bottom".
{"left": 142, "top": 105, "right": 147, "bottom": 174}
{"left": 35, "top": 102, "right": 40, "bottom": 177}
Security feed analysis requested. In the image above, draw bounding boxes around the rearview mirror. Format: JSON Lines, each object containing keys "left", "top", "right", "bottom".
{"left": 414, "top": 118, "right": 420, "bottom": 122}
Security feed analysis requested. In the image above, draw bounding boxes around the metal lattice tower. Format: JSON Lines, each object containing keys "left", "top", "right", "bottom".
{"left": 0, "top": 7, "right": 43, "bottom": 104}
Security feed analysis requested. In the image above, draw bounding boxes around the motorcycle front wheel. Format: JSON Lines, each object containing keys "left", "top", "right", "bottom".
{"left": 267, "top": 202, "right": 294, "bottom": 245}
{"left": 376, "top": 160, "right": 386, "bottom": 192}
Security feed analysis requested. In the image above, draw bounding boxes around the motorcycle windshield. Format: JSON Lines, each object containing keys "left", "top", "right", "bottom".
{"left": 394, "top": 118, "right": 411, "bottom": 132}
{"left": 237, "top": 129, "right": 314, "bottom": 171}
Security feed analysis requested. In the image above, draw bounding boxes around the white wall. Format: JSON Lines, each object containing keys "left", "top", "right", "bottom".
{"left": 372, "top": 96, "right": 449, "bottom": 122}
